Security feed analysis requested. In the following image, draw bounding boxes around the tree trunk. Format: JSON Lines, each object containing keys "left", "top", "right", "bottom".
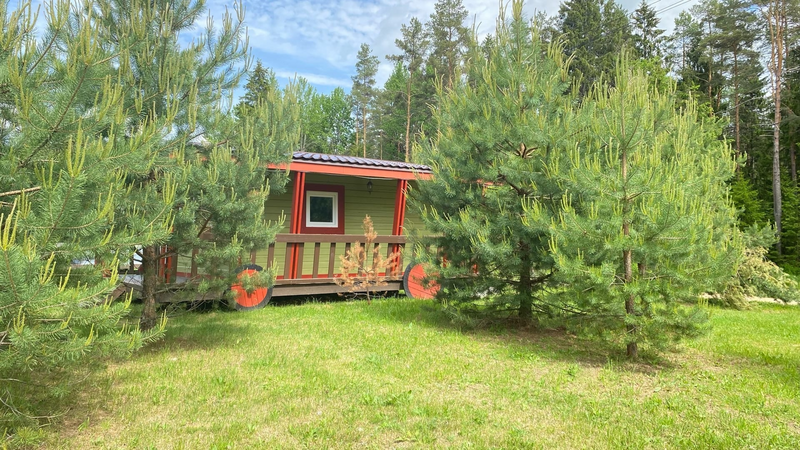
{"left": 766, "top": 0, "right": 786, "bottom": 255}
{"left": 447, "top": 28, "right": 454, "bottom": 90}
{"left": 624, "top": 248, "right": 637, "bottom": 359}
{"left": 707, "top": 20, "right": 713, "bottom": 111}
{"left": 774, "top": 101, "right": 782, "bottom": 255}
{"left": 681, "top": 39, "right": 686, "bottom": 76}
{"left": 139, "top": 245, "right": 159, "bottom": 330}
{"left": 622, "top": 148, "right": 637, "bottom": 358}
{"left": 518, "top": 244, "right": 533, "bottom": 322}
{"left": 362, "top": 106, "right": 368, "bottom": 158}
{"left": 749, "top": 124, "right": 757, "bottom": 183}
{"left": 405, "top": 72, "right": 413, "bottom": 163}
{"left": 733, "top": 49, "right": 741, "bottom": 166}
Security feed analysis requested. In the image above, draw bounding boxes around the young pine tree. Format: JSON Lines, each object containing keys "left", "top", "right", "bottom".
{"left": 412, "top": 1, "right": 575, "bottom": 321}
{"left": 540, "top": 59, "right": 741, "bottom": 357}
{"left": 0, "top": 0, "right": 167, "bottom": 427}
{"left": 84, "top": 0, "right": 299, "bottom": 328}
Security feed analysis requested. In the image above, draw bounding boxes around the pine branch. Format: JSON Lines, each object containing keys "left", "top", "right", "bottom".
{"left": 496, "top": 172, "right": 530, "bottom": 196}
{"left": 20, "top": 65, "right": 89, "bottom": 168}
{"left": 0, "top": 186, "right": 42, "bottom": 197}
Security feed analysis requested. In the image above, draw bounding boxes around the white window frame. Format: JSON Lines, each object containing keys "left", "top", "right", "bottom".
{"left": 305, "top": 190, "right": 339, "bottom": 228}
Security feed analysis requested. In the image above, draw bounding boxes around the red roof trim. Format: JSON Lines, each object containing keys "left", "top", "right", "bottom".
{"left": 270, "top": 161, "right": 432, "bottom": 180}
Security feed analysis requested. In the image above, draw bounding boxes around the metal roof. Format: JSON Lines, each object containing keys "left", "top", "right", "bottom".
{"left": 292, "top": 152, "right": 432, "bottom": 173}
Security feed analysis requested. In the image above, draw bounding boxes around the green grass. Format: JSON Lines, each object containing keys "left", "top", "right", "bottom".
{"left": 39, "top": 299, "right": 800, "bottom": 449}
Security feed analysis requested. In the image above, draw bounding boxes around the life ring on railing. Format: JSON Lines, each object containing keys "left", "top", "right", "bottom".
{"left": 403, "top": 263, "right": 440, "bottom": 300}
{"left": 231, "top": 264, "right": 272, "bottom": 310}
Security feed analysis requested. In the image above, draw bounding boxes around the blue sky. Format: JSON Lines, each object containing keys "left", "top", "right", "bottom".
{"left": 25, "top": 0, "right": 698, "bottom": 95}
{"left": 202, "top": 0, "right": 699, "bottom": 95}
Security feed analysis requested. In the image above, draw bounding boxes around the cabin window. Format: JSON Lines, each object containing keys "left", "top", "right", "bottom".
{"left": 301, "top": 183, "right": 345, "bottom": 234}
{"left": 306, "top": 191, "right": 338, "bottom": 228}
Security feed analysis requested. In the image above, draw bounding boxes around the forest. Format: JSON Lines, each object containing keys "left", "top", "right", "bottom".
{"left": 286, "top": 0, "right": 800, "bottom": 275}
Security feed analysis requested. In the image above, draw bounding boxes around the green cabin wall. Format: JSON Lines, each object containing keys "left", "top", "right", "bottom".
{"left": 177, "top": 173, "right": 426, "bottom": 279}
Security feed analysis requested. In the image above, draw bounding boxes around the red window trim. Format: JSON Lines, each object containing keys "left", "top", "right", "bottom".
{"left": 301, "top": 183, "right": 345, "bottom": 234}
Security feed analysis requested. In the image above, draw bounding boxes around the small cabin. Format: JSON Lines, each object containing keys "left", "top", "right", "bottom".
{"left": 170, "top": 151, "right": 439, "bottom": 309}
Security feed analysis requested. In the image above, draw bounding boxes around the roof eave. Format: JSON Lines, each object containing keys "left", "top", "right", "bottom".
{"left": 268, "top": 160, "right": 432, "bottom": 181}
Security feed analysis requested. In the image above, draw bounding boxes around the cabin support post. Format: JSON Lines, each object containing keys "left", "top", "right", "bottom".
{"left": 288, "top": 171, "right": 306, "bottom": 279}
{"left": 391, "top": 179, "right": 408, "bottom": 275}
{"left": 156, "top": 244, "right": 177, "bottom": 283}
{"left": 167, "top": 248, "right": 177, "bottom": 283}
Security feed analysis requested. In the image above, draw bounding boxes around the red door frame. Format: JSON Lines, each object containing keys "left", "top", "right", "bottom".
{"left": 287, "top": 171, "right": 306, "bottom": 279}
{"left": 391, "top": 180, "right": 408, "bottom": 274}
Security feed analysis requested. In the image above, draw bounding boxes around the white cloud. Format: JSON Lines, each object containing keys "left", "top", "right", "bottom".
{"left": 205, "top": 0, "right": 698, "bottom": 91}
{"left": 273, "top": 70, "right": 352, "bottom": 87}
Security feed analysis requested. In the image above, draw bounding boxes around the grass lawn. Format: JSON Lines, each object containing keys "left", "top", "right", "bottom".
{"left": 42, "top": 298, "right": 800, "bottom": 449}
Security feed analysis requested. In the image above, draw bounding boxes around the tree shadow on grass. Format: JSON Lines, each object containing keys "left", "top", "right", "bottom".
{"left": 140, "top": 312, "right": 260, "bottom": 354}
{"left": 28, "top": 311, "right": 255, "bottom": 445}
{"left": 361, "top": 297, "right": 681, "bottom": 374}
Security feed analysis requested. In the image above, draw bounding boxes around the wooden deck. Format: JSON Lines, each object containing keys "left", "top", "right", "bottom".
{"left": 122, "top": 233, "right": 415, "bottom": 303}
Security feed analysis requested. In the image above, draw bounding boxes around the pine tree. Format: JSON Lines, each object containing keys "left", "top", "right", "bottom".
{"left": 667, "top": 7, "right": 725, "bottom": 114}
{"left": 388, "top": 17, "right": 429, "bottom": 162}
{"left": 236, "top": 61, "right": 279, "bottom": 119}
{"left": 0, "top": 0, "right": 168, "bottom": 426}
{"left": 784, "top": 47, "right": 800, "bottom": 185}
{"left": 376, "top": 63, "right": 410, "bottom": 161}
{"left": 631, "top": 0, "right": 664, "bottom": 60}
{"left": 757, "top": 0, "right": 799, "bottom": 255}
{"left": 558, "top": 0, "right": 601, "bottom": 94}
{"left": 541, "top": 58, "right": 740, "bottom": 357}
{"left": 558, "top": 0, "right": 633, "bottom": 95}
{"left": 668, "top": 11, "right": 705, "bottom": 104}
{"left": 412, "top": 1, "right": 575, "bottom": 321}
{"left": 351, "top": 43, "right": 379, "bottom": 158}
{"left": 712, "top": 0, "right": 761, "bottom": 161}
{"left": 600, "top": 0, "right": 634, "bottom": 62}
{"left": 776, "top": 171, "right": 800, "bottom": 269}
{"left": 731, "top": 174, "right": 769, "bottom": 228}
{"left": 697, "top": 1, "right": 728, "bottom": 113}
{"left": 426, "top": 0, "right": 469, "bottom": 91}
{"left": 323, "top": 88, "right": 356, "bottom": 153}
{"left": 84, "top": 0, "right": 298, "bottom": 329}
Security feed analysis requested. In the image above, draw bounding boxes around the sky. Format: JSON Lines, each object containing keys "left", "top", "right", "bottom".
{"left": 202, "top": 0, "right": 700, "bottom": 95}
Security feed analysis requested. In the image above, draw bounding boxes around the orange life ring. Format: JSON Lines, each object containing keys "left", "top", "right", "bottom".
{"left": 403, "top": 263, "right": 440, "bottom": 299}
{"left": 231, "top": 264, "right": 272, "bottom": 310}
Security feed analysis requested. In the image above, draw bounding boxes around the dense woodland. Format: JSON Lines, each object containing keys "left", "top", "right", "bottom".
{"left": 275, "top": 0, "right": 800, "bottom": 274}
{"left": 1, "top": 0, "right": 800, "bottom": 435}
